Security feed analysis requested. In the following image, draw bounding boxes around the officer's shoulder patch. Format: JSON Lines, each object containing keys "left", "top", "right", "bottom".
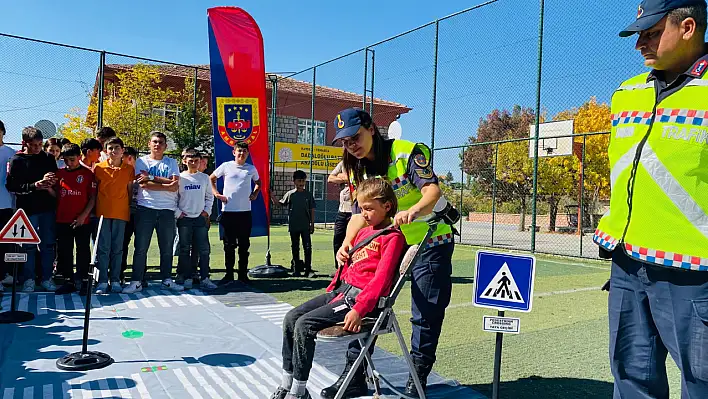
{"left": 413, "top": 153, "right": 429, "bottom": 168}
{"left": 415, "top": 167, "right": 433, "bottom": 179}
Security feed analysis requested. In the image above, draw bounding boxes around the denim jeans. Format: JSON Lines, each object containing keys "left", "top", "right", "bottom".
{"left": 176, "top": 216, "right": 210, "bottom": 280}
{"left": 24, "top": 211, "right": 56, "bottom": 282}
{"left": 609, "top": 249, "right": 708, "bottom": 398}
{"left": 131, "top": 206, "right": 176, "bottom": 282}
{"left": 96, "top": 218, "right": 126, "bottom": 284}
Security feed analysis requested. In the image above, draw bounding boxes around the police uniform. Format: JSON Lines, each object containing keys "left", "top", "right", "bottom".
{"left": 599, "top": 1, "right": 708, "bottom": 397}
{"left": 327, "top": 108, "right": 454, "bottom": 397}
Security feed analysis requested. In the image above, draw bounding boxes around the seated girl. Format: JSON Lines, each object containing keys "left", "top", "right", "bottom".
{"left": 271, "top": 178, "right": 406, "bottom": 399}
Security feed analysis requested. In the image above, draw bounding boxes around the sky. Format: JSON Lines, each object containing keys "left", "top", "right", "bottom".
{"left": 0, "top": 0, "right": 650, "bottom": 172}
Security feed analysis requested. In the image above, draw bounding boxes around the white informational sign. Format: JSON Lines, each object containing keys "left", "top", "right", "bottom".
{"left": 4, "top": 253, "right": 27, "bottom": 263}
{"left": 483, "top": 315, "right": 521, "bottom": 334}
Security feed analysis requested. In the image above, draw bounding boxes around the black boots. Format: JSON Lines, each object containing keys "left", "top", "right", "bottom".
{"left": 403, "top": 361, "right": 433, "bottom": 398}
{"left": 320, "top": 358, "right": 368, "bottom": 399}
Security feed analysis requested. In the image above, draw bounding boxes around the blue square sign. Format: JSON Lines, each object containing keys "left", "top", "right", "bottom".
{"left": 473, "top": 251, "right": 536, "bottom": 312}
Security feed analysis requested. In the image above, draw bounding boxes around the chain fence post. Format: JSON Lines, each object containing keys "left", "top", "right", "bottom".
{"left": 492, "top": 143, "right": 498, "bottom": 247}
{"left": 430, "top": 20, "right": 440, "bottom": 164}
{"left": 530, "top": 0, "right": 546, "bottom": 253}
{"left": 97, "top": 51, "right": 106, "bottom": 129}
{"left": 363, "top": 48, "right": 369, "bottom": 110}
{"left": 192, "top": 67, "right": 198, "bottom": 144}
{"left": 579, "top": 134, "right": 587, "bottom": 257}
{"left": 459, "top": 165, "right": 464, "bottom": 241}
{"left": 310, "top": 67, "right": 316, "bottom": 194}
{"left": 369, "top": 49, "right": 375, "bottom": 118}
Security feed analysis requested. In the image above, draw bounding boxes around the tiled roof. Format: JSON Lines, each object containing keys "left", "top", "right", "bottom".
{"left": 104, "top": 64, "right": 409, "bottom": 109}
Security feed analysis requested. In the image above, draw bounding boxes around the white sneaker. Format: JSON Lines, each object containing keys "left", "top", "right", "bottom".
{"left": 1, "top": 274, "right": 13, "bottom": 285}
{"left": 183, "top": 279, "right": 193, "bottom": 290}
{"left": 122, "top": 281, "right": 142, "bottom": 294}
{"left": 41, "top": 279, "right": 57, "bottom": 292}
{"left": 161, "top": 278, "right": 184, "bottom": 292}
{"left": 23, "top": 280, "right": 35, "bottom": 293}
{"left": 200, "top": 278, "right": 217, "bottom": 290}
{"left": 110, "top": 282, "right": 123, "bottom": 293}
{"left": 95, "top": 283, "right": 108, "bottom": 294}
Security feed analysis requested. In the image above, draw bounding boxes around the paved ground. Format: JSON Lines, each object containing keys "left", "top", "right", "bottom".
{"left": 0, "top": 283, "right": 483, "bottom": 399}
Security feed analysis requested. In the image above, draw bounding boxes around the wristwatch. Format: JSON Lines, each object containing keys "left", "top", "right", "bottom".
{"left": 148, "top": 175, "right": 155, "bottom": 181}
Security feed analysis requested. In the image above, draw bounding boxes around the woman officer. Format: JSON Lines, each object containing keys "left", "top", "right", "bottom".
{"left": 321, "top": 108, "right": 454, "bottom": 399}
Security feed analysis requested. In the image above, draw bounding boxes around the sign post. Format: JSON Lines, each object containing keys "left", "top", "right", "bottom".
{"left": 0, "top": 209, "right": 41, "bottom": 324}
{"left": 473, "top": 251, "right": 536, "bottom": 399}
{"left": 57, "top": 216, "right": 113, "bottom": 371}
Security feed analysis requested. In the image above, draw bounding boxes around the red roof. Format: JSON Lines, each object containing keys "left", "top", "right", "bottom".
{"left": 104, "top": 64, "right": 409, "bottom": 110}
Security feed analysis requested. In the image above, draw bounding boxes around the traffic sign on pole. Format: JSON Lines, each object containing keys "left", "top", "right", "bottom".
{"left": 473, "top": 251, "right": 536, "bottom": 312}
{"left": 0, "top": 209, "right": 40, "bottom": 245}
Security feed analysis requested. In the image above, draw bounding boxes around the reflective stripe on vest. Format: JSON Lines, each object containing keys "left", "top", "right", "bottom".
{"left": 594, "top": 72, "right": 708, "bottom": 269}
{"left": 349, "top": 139, "right": 453, "bottom": 246}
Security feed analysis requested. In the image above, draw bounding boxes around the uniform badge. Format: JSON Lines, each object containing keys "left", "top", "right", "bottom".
{"left": 415, "top": 167, "right": 434, "bottom": 179}
{"left": 413, "top": 153, "right": 429, "bottom": 168}
{"left": 216, "top": 97, "right": 260, "bottom": 147}
{"left": 637, "top": 5, "right": 644, "bottom": 19}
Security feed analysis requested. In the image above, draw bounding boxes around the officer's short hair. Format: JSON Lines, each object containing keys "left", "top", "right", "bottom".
{"left": 668, "top": 5, "right": 708, "bottom": 34}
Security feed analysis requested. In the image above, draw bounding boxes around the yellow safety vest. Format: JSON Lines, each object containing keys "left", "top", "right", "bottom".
{"left": 594, "top": 72, "right": 708, "bottom": 270}
{"left": 349, "top": 139, "right": 453, "bottom": 246}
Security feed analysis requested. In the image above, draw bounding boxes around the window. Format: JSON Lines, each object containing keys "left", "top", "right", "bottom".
{"left": 310, "top": 174, "right": 325, "bottom": 200}
{"left": 153, "top": 103, "right": 181, "bottom": 131}
{"left": 297, "top": 119, "right": 326, "bottom": 146}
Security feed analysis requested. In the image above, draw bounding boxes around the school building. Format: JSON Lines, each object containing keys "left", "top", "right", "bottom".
{"left": 97, "top": 64, "right": 411, "bottom": 223}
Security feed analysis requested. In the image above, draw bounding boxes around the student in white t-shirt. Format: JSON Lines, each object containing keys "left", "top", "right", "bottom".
{"left": 210, "top": 141, "right": 260, "bottom": 284}
{"left": 123, "top": 131, "right": 182, "bottom": 294}
{"left": 0, "top": 120, "right": 17, "bottom": 291}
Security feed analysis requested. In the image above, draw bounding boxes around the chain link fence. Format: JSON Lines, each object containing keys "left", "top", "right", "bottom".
{"left": 0, "top": 0, "right": 647, "bottom": 260}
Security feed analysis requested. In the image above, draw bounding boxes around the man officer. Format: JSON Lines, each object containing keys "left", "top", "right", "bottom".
{"left": 596, "top": 1, "right": 708, "bottom": 397}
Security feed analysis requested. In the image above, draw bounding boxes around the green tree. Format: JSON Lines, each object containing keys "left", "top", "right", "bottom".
{"left": 166, "top": 75, "right": 213, "bottom": 158}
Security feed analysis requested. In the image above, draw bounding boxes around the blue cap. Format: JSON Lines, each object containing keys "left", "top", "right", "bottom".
{"left": 620, "top": 0, "right": 707, "bottom": 37}
{"left": 332, "top": 108, "right": 372, "bottom": 144}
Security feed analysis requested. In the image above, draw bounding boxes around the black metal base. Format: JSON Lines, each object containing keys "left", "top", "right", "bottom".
{"left": 248, "top": 264, "right": 290, "bottom": 279}
{"left": 0, "top": 310, "right": 35, "bottom": 324}
{"left": 56, "top": 351, "right": 113, "bottom": 371}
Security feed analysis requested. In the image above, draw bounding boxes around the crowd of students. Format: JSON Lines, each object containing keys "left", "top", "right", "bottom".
{"left": 0, "top": 121, "right": 268, "bottom": 296}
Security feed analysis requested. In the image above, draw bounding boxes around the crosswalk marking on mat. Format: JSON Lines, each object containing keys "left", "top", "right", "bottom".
{"left": 0, "top": 289, "right": 218, "bottom": 316}
{"left": 2, "top": 358, "right": 338, "bottom": 399}
{"left": 245, "top": 302, "right": 294, "bottom": 327}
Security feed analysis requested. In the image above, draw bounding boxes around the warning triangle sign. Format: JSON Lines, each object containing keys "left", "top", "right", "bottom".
{"left": 479, "top": 263, "right": 525, "bottom": 303}
{"left": 0, "top": 209, "right": 40, "bottom": 244}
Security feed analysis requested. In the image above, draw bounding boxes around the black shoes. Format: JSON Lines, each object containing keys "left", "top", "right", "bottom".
{"left": 403, "top": 361, "right": 432, "bottom": 398}
{"left": 320, "top": 358, "right": 368, "bottom": 399}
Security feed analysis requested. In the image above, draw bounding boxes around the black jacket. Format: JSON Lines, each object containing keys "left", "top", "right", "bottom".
{"left": 6, "top": 151, "right": 58, "bottom": 215}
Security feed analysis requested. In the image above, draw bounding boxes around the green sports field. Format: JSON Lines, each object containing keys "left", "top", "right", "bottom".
{"left": 145, "top": 226, "right": 683, "bottom": 398}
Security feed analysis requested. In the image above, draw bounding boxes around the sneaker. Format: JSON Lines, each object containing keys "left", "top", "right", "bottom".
{"left": 41, "top": 279, "right": 57, "bottom": 292}
{"left": 95, "top": 283, "right": 108, "bottom": 294}
{"left": 161, "top": 278, "right": 184, "bottom": 292}
{"left": 183, "top": 278, "right": 193, "bottom": 290}
{"left": 285, "top": 390, "right": 312, "bottom": 399}
{"left": 22, "top": 280, "right": 35, "bottom": 293}
{"left": 200, "top": 278, "right": 217, "bottom": 290}
{"left": 270, "top": 387, "right": 289, "bottom": 399}
{"left": 123, "top": 281, "right": 143, "bottom": 294}
{"left": 55, "top": 282, "right": 77, "bottom": 295}
{"left": 1, "top": 274, "right": 13, "bottom": 285}
{"left": 218, "top": 274, "right": 235, "bottom": 286}
{"left": 110, "top": 282, "right": 123, "bottom": 293}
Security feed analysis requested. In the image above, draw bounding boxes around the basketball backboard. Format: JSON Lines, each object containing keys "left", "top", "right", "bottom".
{"left": 529, "top": 120, "right": 574, "bottom": 158}
{"left": 34, "top": 120, "right": 56, "bottom": 138}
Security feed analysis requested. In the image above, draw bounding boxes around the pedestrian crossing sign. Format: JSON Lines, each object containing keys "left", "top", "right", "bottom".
{"left": 473, "top": 251, "right": 536, "bottom": 312}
